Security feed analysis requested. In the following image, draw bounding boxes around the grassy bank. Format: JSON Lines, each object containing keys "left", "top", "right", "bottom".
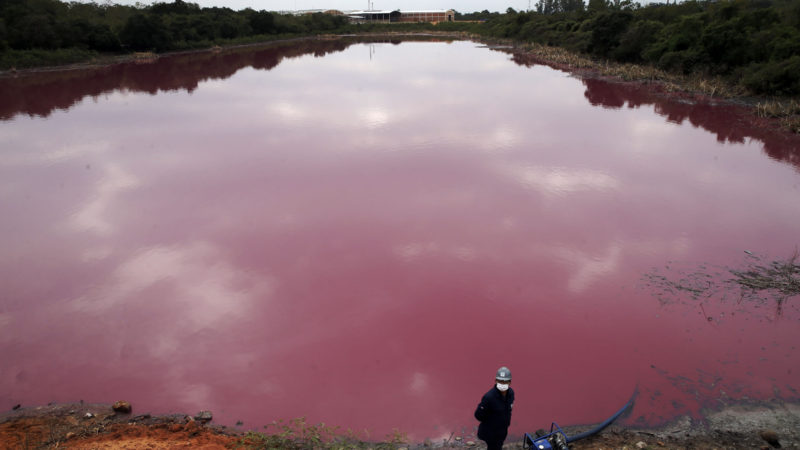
{"left": 0, "top": 47, "right": 100, "bottom": 70}
{"left": 471, "top": 36, "right": 800, "bottom": 132}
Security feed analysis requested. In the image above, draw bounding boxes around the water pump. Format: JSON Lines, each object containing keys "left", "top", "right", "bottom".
{"left": 522, "top": 396, "right": 634, "bottom": 450}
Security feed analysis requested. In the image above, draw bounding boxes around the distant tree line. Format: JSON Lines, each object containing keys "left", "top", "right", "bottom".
{"left": 0, "top": 0, "right": 347, "bottom": 55}
{"left": 474, "top": 0, "right": 800, "bottom": 95}
{"left": 455, "top": 10, "right": 502, "bottom": 21}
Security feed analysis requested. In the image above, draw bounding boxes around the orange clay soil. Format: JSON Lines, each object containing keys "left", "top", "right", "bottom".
{"left": 2, "top": 401, "right": 800, "bottom": 449}
{"left": 0, "top": 403, "right": 239, "bottom": 450}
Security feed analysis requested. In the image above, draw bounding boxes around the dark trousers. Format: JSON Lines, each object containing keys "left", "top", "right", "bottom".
{"left": 483, "top": 438, "right": 504, "bottom": 450}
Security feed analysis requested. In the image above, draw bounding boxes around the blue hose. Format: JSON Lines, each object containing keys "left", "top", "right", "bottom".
{"left": 565, "top": 391, "right": 636, "bottom": 443}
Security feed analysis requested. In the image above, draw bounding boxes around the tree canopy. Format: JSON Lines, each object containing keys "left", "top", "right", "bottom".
{"left": 475, "top": 0, "right": 800, "bottom": 94}
{"left": 0, "top": 0, "right": 348, "bottom": 54}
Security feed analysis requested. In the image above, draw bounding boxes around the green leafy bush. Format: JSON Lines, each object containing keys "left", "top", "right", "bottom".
{"left": 587, "top": 11, "right": 633, "bottom": 58}
{"left": 119, "top": 13, "right": 171, "bottom": 51}
{"left": 743, "top": 56, "right": 800, "bottom": 95}
{"left": 613, "top": 19, "right": 663, "bottom": 62}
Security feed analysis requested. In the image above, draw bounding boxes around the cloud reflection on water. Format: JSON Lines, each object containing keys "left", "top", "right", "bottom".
{"left": 502, "top": 164, "right": 620, "bottom": 195}
{"left": 69, "top": 164, "right": 140, "bottom": 236}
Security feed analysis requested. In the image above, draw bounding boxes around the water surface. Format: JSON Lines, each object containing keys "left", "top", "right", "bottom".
{"left": 1, "top": 38, "right": 799, "bottom": 440}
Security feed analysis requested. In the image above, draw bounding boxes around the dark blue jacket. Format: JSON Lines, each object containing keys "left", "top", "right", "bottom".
{"left": 474, "top": 385, "right": 515, "bottom": 442}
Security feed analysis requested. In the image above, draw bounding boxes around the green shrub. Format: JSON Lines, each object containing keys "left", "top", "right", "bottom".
{"left": 587, "top": 10, "right": 633, "bottom": 58}
{"left": 613, "top": 19, "right": 663, "bottom": 62}
{"left": 743, "top": 55, "right": 800, "bottom": 95}
{"left": 119, "top": 13, "right": 171, "bottom": 51}
{"left": 657, "top": 48, "right": 704, "bottom": 73}
{"left": 767, "top": 27, "right": 800, "bottom": 60}
{"left": 700, "top": 19, "right": 748, "bottom": 70}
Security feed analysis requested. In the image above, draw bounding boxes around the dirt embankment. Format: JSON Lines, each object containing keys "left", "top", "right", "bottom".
{"left": 2, "top": 401, "right": 800, "bottom": 449}
{"left": 0, "top": 402, "right": 238, "bottom": 449}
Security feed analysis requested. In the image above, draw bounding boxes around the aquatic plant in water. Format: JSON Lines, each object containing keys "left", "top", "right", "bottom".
{"left": 730, "top": 250, "right": 800, "bottom": 315}
{"left": 642, "top": 250, "right": 800, "bottom": 318}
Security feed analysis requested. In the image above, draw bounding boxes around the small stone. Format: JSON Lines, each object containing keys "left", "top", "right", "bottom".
{"left": 112, "top": 400, "right": 132, "bottom": 414}
{"left": 759, "top": 429, "right": 781, "bottom": 448}
{"left": 84, "top": 412, "right": 94, "bottom": 418}
{"left": 455, "top": 436, "right": 462, "bottom": 441}
{"left": 236, "top": 420, "right": 243, "bottom": 426}
{"left": 185, "top": 420, "right": 200, "bottom": 433}
{"left": 636, "top": 441, "right": 647, "bottom": 449}
{"left": 466, "top": 441, "right": 476, "bottom": 447}
{"left": 65, "top": 432, "right": 76, "bottom": 439}
{"left": 194, "top": 410, "right": 213, "bottom": 423}
{"left": 12, "top": 404, "right": 21, "bottom": 411}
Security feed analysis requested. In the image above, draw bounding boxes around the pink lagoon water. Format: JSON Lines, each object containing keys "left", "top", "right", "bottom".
{"left": 1, "top": 38, "right": 799, "bottom": 441}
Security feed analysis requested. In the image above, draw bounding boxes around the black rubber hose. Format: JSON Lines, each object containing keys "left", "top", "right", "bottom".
{"left": 565, "top": 390, "right": 637, "bottom": 444}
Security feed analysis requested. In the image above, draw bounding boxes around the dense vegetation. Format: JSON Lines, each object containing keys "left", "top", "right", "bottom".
{"left": 0, "top": 0, "right": 349, "bottom": 67}
{"left": 1, "top": 0, "right": 799, "bottom": 96}
{"left": 474, "top": 0, "right": 800, "bottom": 95}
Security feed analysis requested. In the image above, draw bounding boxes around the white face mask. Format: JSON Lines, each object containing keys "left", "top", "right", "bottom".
{"left": 496, "top": 382, "right": 509, "bottom": 392}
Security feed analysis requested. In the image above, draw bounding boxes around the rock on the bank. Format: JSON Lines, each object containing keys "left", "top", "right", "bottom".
{"left": 112, "top": 401, "right": 132, "bottom": 414}
{"left": 760, "top": 429, "right": 781, "bottom": 448}
{"left": 194, "top": 410, "right": 213, "bottom": 423}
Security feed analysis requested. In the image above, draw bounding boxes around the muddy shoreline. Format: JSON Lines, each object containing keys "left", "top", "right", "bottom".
{"left": 2, "top": 400, "right": 799, "bottom": 448}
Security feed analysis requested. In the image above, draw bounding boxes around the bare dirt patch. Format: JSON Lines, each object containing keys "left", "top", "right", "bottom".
{"left": 0, "top": 403, "right": 239, "bottom": 449}
{"left": 3, "top": 401, "right": 800, "bottom": 449}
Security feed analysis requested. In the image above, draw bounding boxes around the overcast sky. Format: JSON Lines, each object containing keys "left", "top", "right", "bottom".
{"left": 89, "top": 0, "right": 541, "bottom": 13}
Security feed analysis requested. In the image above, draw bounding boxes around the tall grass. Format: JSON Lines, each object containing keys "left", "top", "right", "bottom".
{"left": 0, "top": 48, "right": 99, "bottom": 70}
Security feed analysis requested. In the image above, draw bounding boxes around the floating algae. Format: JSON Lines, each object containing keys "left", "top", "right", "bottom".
{"left": 642, "top": 250, "right": 800, "bottom": 318}
{"left": 730, "top": 250, "right": 800, "bottom": 315}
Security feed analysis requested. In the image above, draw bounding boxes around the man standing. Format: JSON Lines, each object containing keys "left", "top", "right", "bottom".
{"left": 474, "top": 366, "right": 514, "bottom": 450}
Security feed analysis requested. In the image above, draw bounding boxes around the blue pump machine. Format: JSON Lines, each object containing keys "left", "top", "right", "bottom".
{"left": 522, "top": 396, "right": 634, "bottom": 450}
